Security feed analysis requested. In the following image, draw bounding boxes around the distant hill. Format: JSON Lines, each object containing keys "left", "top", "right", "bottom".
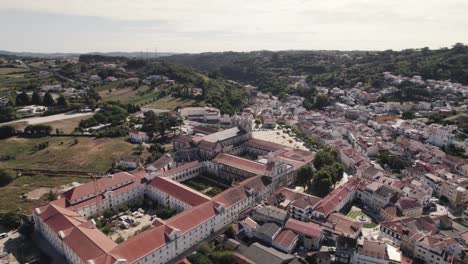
{"left": 0, "top": 50, "right": 178, "bottom": 59}
{"left": 163, "top": 44, "right": 468, "bottom": 94}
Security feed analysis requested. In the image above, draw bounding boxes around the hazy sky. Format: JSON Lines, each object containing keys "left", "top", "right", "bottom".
{"left": 0, "top": 0, "right": 467, "bottom": 53}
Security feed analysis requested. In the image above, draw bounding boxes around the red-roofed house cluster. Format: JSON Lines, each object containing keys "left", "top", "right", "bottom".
{"left": 33, "top": 126, "right": 316, "bottom": 264}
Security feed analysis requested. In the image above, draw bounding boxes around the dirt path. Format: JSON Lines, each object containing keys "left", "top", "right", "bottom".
{"left": 0, "top": 111, "right": 94, "bottom": 127}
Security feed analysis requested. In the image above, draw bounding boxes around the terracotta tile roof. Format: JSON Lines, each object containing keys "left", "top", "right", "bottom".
{"left": 213, "top": 184, "right": 249, "bottom": 207}
{"left": 381, "top": 216, "right": 438, "bottom": 238}
{"left": 285, "top": 218, "right": 322, "bottom": 238}
{"left": 148, "top": 177, "right": 210, "bottom": 207}
{"left": 273, "top": 230, "right": 298, "bottom": 249}
{"left": 35, "top": 202, "right": 87, "bottom": 233}
{"left": 312, "top": 178, "right": 358, "bottom": 217}
{"left": 62, "top": 172, "right": 135, "bottom": 204}
{"left": 213, "top": 153, "right": 267, "bottom": 175}
{"left": 322, "top": 213, "right": 362, "bottom": 238}
{"left": 357, "top": 239, "right": 387, "bottom": 260}
{"left": 246, "top": 138, "right": 285, "bottom": 152}
{"left": 63, "top": 222, "right": 117, "bottom": 263}
{"left": 397, "top": 198, "right": 422, "bottom": 210}
{"left": 35, "top": 202, "right": 117, "bottom": 263}
{"left": 162, "top": 161, "right": 200, "bottom": 176}
{"left": 165, "top": 201, "right": 217, "bottom": 233}
{"left": 241, "top": 217, "right": 258, "bottom": 229}
{"left": 110, "top": 225, "right": 169, "bottom": 263}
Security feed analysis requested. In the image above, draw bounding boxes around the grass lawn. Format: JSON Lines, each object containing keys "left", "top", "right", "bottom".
{"left": 0, "top": 175, "right": 87, "bottom": 214}
{"left": 181, "top": 177, "right": 227, "bottom": 197}
{"left": 0, "top": 136, "right": 140, "bottom": 173}
{"left": 145, "top": 96, "right": 204, "bottom": 111}
{"left": 42, "top": 115, "right": 90, "bottom": 134}
{"left": 346, "top": 210, "right": 378, "bottom": 229}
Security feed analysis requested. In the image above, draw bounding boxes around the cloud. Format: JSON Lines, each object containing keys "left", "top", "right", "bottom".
{"left": 0, "top": 0, "right": 466, "bottom": 52}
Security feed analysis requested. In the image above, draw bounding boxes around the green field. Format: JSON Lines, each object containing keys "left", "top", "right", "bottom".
{"left": 182, "top": 177, "right": 227, "bottom": 197}
{"left": 0, "top": 175, "right": 87, "bottom": 214}
{"left": 145, "top": 96, "right": 204, "bottom": 110}
{"left": 346, "top": 210, "right": 378, "bottom": 228}
{"left": 99, "top": 85, "right": 160, "bottom": 105}
{"left": 0, "top": 136, "right": 139, "bottom": 173}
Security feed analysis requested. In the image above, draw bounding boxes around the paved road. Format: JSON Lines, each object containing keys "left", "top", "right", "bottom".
{"left": 0, "top": 111, "right": 94, "bottom": 126}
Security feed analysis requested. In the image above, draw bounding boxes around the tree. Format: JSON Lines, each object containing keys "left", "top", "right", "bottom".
{"left": 0, "top": 125, "right": 16, "bottom": 139}
{"left": 133, "top": 144, "right": 144, "bottom": 155}
{"left": 103, "top": 208, "right": 114, "bottom": 219}
{"left": 329, "top": 162, "right": 344, "bottom": 184}
{"left": 187, "top": 253, "right": 213, "bottom": 264}
{"left": 43, "top": 92, "right": 55, "bottom": 106}
{"left": 402, "top": 111, "right": 415, "bottom": 119}
{"left": 31, "top": 91, "right": 42, "bottom": 105}
{"left": 225, "top": 225, "right": 235, "bottom": 239}
{"left": 16, "top": 91, "right": 30, "bottom": 106}
{"left": 296, "top": 165, "right": 314, "bottom": 187}
{"left": 313, "top": 94, "right": 330, "bottom": 109}
{"left": 0, "top": 106, "right": 16, "bottom": 122}
{"left": 313, "top": 146, "right": 337, "bottom": 170}
{"left": 47, "top": 190, "right": 57, "bottom": 201}
{"left": 142, "top": 112, "right": 178, "bottom": 139}
{"left": 443, "top": 144, "right": 466, "bottom": 157}
{"left": 313, "top": 169, "right": 333, "bottom": 197}
{"left": 57, "top": 94, "right": 68, "bottom": 107}
{"left": 115, "top": 236, "right": 125, "bottom": 244}
{"left": 0, "top": 169, "right": 13, "bottom": 187}
{"left": 24, "top": 124, "right": 52, "bottom": 135}
{"left": 0, "top": 212, "right": 21, "bottom": 229}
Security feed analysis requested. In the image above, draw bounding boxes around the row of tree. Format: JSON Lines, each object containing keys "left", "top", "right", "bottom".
{"left": 16, "top": 91, "right": 67, "bottom": 107}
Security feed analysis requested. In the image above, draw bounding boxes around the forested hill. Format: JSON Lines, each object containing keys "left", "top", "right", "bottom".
{"left": 163, "top": 43, "right": 468, "bottom": 95}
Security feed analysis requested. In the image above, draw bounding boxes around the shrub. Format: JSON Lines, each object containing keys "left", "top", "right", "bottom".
{"left": 0, "top": 125, "right": 16, "bottom": 139}
{"left": 115, "top": 236, "right": 125, "bottom": 244}
{"left": 0, "top": 169, "right": 13, "bottom": 187}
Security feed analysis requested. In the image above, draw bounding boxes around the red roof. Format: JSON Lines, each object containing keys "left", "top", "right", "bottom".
{"left": 213, "top": 153, "right": 266, "bottom": 175}
{"left": 148, "top": 177, "right": 210, "bottom": 207}
{"left": 285, "top": 218, "right": 322, "bottom": 238}
{"left": 163, "top": 161, "right": 200, "bottom": 177}
{"left": 62, "top": 172, "right": 136, "bottom": 204}
{"left": 129, "top": 131, "right": 146, "bottom": 136}
{"left": 35, "top": 202, "right": 87, "bottom": 233}
{"left": 273, "top": 230, "right": 298, "bottom": 249}
{"left": 64, "top": 222, "right": 117, "bottom": 263}
{"left": 312, "top": 178, "right": 358, "bottom": 217}
{"left": 165, "top": 201, "right": 217, "bottom": 233}
{"left": 247, "top": 138, "right": 285, "bottom": 152}
{"left": 110, "top": 225, "right": 169, "bottom": 263}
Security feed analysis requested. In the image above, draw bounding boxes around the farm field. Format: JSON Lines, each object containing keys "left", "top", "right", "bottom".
{"left": 145, "top": 96, "right": 204, "bottom": 111}
{"left": 0, "top": 174, "right": 87, "bottom": 214}
{"left": 99, "top": 85, "right": 159, "bottom": 105}
{"left": 0, "top": 136, "right": 139, "bottom": 173}
{"left": 41, "top": 115, "right": 90, "bottom": 134}
{"left": 0, "top": 67, "right": 30, "bottom": 75}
